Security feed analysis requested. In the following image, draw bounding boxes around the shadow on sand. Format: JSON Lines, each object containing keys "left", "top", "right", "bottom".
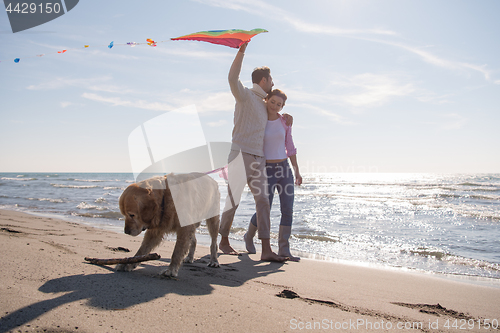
{"left": 0, "top": 254, "right": 285, "bottom": 333}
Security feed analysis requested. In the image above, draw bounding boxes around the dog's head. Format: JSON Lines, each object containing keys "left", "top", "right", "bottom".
{"left": 119, "top": 178, "right": 165, "bottom": 236}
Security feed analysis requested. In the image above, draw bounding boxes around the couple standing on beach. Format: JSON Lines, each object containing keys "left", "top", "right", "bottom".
{"left": 219, "top": 41, "right": 302, "bottom": 262}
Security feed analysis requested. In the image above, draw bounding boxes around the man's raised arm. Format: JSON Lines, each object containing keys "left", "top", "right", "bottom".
{"left": 228, "top": 42, "right": 249, "bottom": 101}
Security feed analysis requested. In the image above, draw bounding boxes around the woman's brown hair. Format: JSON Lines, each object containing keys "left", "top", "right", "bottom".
{"left": 266, "top": 89, "right": 287, "bottom": 107}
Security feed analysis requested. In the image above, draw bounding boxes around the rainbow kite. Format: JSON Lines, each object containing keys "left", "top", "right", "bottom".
{"left": 171, "top": 29, "right": 268, "bottom": 48}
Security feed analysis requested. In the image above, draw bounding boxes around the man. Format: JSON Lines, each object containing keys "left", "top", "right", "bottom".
{"left": 219, "top": 41, "right": 288, "bottom": 262}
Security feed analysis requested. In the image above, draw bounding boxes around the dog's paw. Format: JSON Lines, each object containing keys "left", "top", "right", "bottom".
{"left": 183, "top": 256, "right": 194, "bottom": 264}
{"left": 115, "top": 263, "right": 137, "bottom": 272}
{"left": 160, "top": 267, "right": 179, "bottom": 278}
{"left": 208, "top": 260, "right": 220, "bottom": 268}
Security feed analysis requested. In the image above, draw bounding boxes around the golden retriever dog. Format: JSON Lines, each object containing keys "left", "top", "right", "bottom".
{"left": 117, "top": 173, "right": 220, "bottom": 277}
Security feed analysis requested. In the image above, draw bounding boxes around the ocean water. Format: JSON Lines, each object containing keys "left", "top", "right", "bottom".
{"left": 1, "top": 172, "right": 499, "bottom": 280}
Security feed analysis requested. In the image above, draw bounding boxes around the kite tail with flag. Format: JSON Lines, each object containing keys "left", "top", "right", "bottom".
{"left": 1, "top": 28, "right": 268, "bottom": 63}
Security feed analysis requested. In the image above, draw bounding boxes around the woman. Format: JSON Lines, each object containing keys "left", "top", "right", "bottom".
{"left": 244, "top": 89, "right": 302, "bottom": 261}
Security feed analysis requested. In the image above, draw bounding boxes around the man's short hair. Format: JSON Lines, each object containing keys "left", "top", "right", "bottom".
{"left": 266, "top": 89, "right": 287, "bottom": 107}
{"left": 252, "top": 66, "right": 271, "bottom": 84}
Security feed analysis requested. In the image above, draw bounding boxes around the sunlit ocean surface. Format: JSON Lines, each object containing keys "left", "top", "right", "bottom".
{"left": 1, "top": 172, "right": 499, "bottom": 279}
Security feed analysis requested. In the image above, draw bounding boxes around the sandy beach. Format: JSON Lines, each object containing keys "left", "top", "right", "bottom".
{"left": 0, "top": 209, "right": 499, "bottom": 333}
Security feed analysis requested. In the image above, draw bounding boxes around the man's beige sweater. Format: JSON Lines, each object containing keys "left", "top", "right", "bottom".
{"left": 228, "top": 54, "right": 268, "bottom": 157}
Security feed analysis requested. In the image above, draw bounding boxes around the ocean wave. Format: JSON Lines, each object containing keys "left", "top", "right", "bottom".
{"left": 468, "top": 187, "right": 500, "bottom": 193}
{"left": 51, "top": 184, "right": 99, "bottom": 189}
{"left": 294, "top": 234, "right": 339, "bottom": 243}
{"left": 407, "top": 248, "right": 448, "bottom": 260}
{"left": 405, "top": 248, "right": 500, "bottom": 272}
{"left": 74, "top": 179, "right": 105, "bottom": 182}
{"left": 408, "top": 200, "right": 500, "bottom": 221}
{"left": 458, "top": 182, "right": 493, "bottom": 187}
{"left": 295, "top": 191, "right": 394, "bottom": 200}
{"left": 1, "top": 177, "right": 37, "bottom": 181}
{"left": 27, "top": 197, "right": 65, "bottom": 203}
{"left": 438, "top": 193, "right": 500, "bottom": 201}
{"left": 444, "top": 255, "right": 500, "bottom": 273}
{"left": 71, "top": 211, "right": 123, "bottom": 220}
{"left": 100, "top": 211, "right": 124, "bottom": 220}
{"left": 76, "top": 202, "right": 108, "bottom": 210}
{"left": 438, "top": 185, "right": 500, "bottom": 192}
{"left": 103, "top": 186, "right": 124, "bottom": 190}
{"left": 455, "top": 209, "right": 500, "bottom": 222}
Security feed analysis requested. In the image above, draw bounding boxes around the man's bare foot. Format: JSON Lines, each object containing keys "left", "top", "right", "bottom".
{"left": 219, "top": 236, "right": 240, "bottom": 255}
{"left": 220, "top": 243, "right": 240, "bottom": 255}
{"left": 260, "top": 238, "right": 287, "bottom": 262}
{"left": 261, "top": 251, "right": 288, "bottom": 262}
{"left": 278, "top": 251, "right": 300, "bottom": 262}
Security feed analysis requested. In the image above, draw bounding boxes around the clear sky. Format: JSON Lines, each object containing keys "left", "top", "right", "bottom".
{"left": 1, "top": 0, "right": 499, "bottom": 173}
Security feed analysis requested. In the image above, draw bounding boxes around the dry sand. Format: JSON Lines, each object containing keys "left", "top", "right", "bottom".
{"left": 0, "top": 209, "right": 499, "bottom": 333}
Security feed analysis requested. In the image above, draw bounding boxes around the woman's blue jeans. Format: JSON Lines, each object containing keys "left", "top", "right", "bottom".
{"left": 250, "top": 159, "right": 294, "bottom": 227}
